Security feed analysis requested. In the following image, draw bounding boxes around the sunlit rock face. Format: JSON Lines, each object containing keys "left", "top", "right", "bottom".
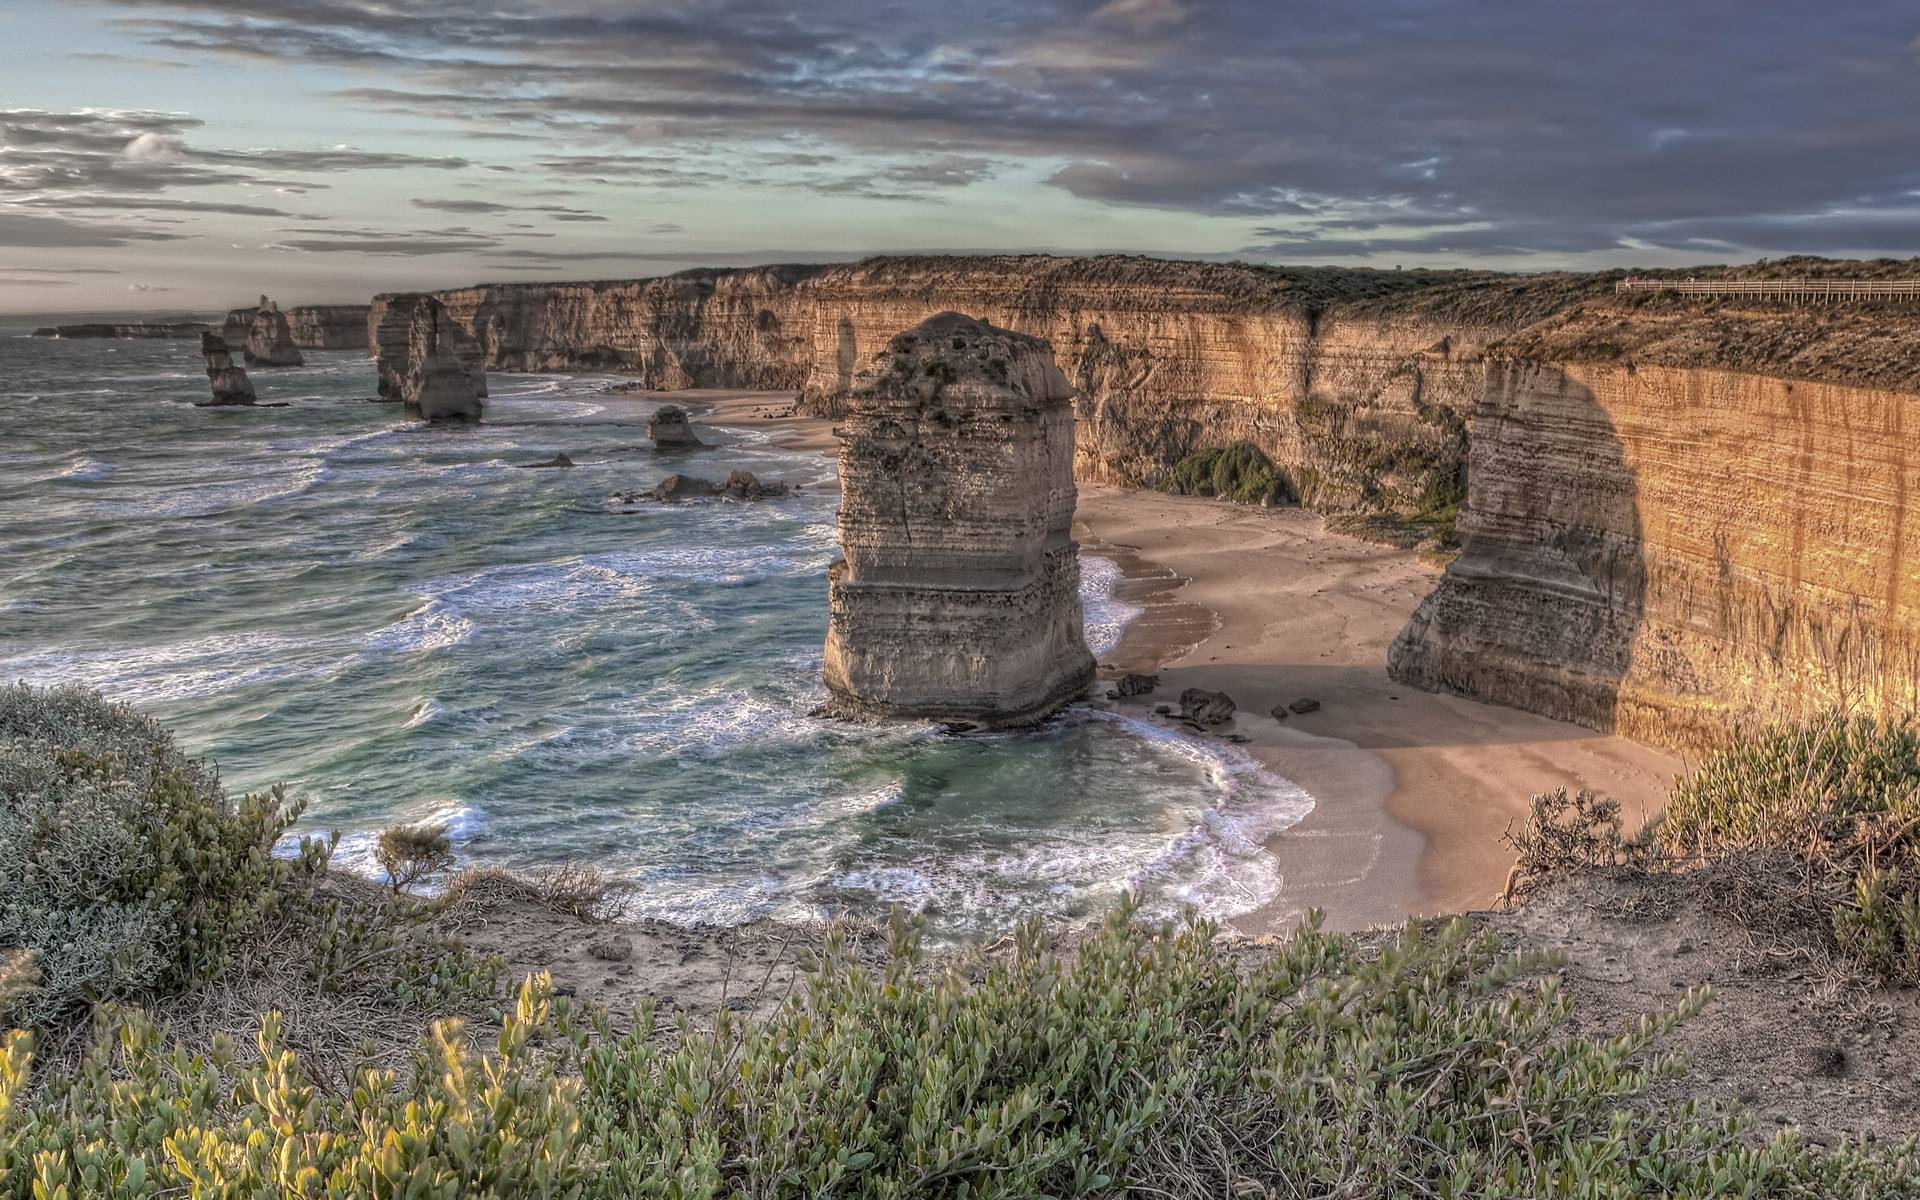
{"left": 374, "top": 293, "right": 485, "bottom": 422}
{"left": 240, "top": 297, "right": 304, "bottom": 368}
{"left": 197, "top": 332, "right": 256, "bottom": 407}
{"left": 1390, "top": 356, "right": 1920, "bottom": 751}
{"left": 822, "top": 312, "right": 1096, "bottom": 727}
{"left": 371, "top": 293, "right": 489, "bottom": 406}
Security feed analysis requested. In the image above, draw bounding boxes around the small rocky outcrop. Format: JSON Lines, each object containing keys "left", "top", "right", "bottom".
{"left": 648, "top": 405, "right": 705, "bottom": 449}
{"left": 519, "top": 453, "right": 575, "bottom": 469}
{"left": 1178, "top": 687, "right": 1236, "bottom": 726}
{"left": 197, "top": 331, "right": 257, "bottom": 407}
{"left": 821, "top": 312, "right": 1096, "bottom": 726}
{"left": 615, "top": 470, "right": 791, "bottom": 504}
{"left": 242, "top": 296, "right": 304, "bottom": 368}
{"left": 1288, "top": 698, "right": 1322, "bottom": 714}
{"left": 1107, "top": 672, "right": 1158, "bottom": 699}
{"left": 382, "top": 294, "right": 483, "bottom": 422}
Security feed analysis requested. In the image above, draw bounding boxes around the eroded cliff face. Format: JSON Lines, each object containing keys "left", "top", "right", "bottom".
{"left": 822, "top": 313, "right": 1095, "bottom": 726}
{"left": 1389, "top": 357, "right": 1920, "bottom": 750}
{"left": 409, "top": 266, "right": 822, "bottom": 386}
{"left": 385, "top": 256, "right": 1552, "bottom": 515}
{"left": 285, "top": 305, "right": 371, "bottom": 351}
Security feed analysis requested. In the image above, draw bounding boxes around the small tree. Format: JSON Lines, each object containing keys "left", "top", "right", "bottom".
{"left": 375, "top": 823, "right": 455, "bottom": 895}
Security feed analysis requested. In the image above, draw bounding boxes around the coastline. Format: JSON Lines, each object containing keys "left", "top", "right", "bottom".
{"left": 695, "top": 389, "right": 1683, "bottom": 931}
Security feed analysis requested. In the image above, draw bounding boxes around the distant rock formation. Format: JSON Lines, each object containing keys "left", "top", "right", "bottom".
{"left": 371, "top": 292, "right": 487, "bottom": 406}
{"left": 197, "top": 331, "right": 257, "bottom": 407}
{"left": 518, "top": 453, "right": 575, "bottom": 469}
{"left": 286, "top": 304, "right": 373, "bottom": 351}
{"left": 218, "top": 302, "right": 369, "bottom": 351}
{"left": 33, "top": 322, "right": 212, "bottom": 339}
{"left": 241, "top": 297, "right": 303, "bottom": 368}
{"left": 614, "top": 470, "right": 791, "bottom": 503}
{"left": 386, "top": 294, "right": 483, "bottom": 422}
{"left": 647, "top": 405, "right": 704, "bottom": 448}
{"left": 821, "top": 312, "right": 1095, "bottom": 727}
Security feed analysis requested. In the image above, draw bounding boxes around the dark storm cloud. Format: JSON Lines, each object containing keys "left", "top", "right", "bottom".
{"left": 81, "top": 0, "right": 1920, "bottom": 259}
{"left": 0, "top": 210, "right": 189, "bottom": 247}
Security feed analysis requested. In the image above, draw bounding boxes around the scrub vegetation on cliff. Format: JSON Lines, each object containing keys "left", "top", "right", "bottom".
{"left": 1510, "top": 711, "right": 1920, "bottom": 989}
{"left": 8, "top": 686, "right": 1920, "bottom": 1195}
{"left": 1162, "top": 442, "right": 1293, "bottom": 504}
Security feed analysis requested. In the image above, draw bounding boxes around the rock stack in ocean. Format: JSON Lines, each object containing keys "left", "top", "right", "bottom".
{"left": 386, "top": 294, "right": 484, "bottom": 422}
{"left": 647, "top": 405, "right": 705, "bottom": 448}
{"left": 240, "top": 296, "right": 304, "bottom": 368}
{"left": 372, "top": 292, "right": 488, "bottom": 408}
{"left": 822, "top": 312, "right": 1095, "bottom": 726}
{"left": 197, "top": 331, "right": 257, "bottom": 406}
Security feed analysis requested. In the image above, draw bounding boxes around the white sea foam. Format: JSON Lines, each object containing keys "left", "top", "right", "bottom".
{"left": 53, "top": 457, "right": 112, "bottom": 481}
{"left": 1080, "top": 555, "right": 1141, "bottom": 657}
{"left": 364, "top": 599, "right": 476, "bottom": 655}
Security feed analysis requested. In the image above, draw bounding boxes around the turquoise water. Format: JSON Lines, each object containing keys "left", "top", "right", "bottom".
{"left": 0, "top": 324, "right": 1312, "bottom": 936}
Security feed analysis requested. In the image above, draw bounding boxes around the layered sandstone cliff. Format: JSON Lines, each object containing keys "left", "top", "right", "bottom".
{"left": 220, "top": 303, "right": 370, "bottom": 351}
{"left": 822, "top": 313, "right": 1095, "bottom": 726}
{"left": 378, "top": 256, "right": 1580, "bottom": 516}
{"left": 1390, "top": 316, "right": 1920, "bottom": 750}
{"left": 286, "top": 304, "right": 372, "bottom": 351}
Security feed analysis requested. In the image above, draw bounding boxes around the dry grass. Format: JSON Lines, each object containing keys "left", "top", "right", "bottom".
{"left": 439, "top": 861, "right": 625, "bottom": 928}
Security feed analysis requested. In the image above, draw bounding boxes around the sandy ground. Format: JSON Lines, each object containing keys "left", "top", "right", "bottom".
{"left": 691, "top": 389, "right": 1682, "bottom": 932}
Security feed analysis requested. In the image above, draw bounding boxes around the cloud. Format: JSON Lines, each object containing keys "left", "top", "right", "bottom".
{"left": 411, "top": 197, "right": 605, "bottom": 221}
{"left": 127, "top": 282, "right": 175, "bottom": 292}
{"left": 0, "top": 209, "right": 189, "bottom": 248}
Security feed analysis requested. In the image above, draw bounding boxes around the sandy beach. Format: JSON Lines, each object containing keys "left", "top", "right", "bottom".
{"left": 695, "top": 389, "right": 1683, "bottom": 930}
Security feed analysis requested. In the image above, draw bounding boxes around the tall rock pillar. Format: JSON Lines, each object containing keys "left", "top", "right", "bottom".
{"left": 823, "top": 312, "right": 1095, "bottom": 726}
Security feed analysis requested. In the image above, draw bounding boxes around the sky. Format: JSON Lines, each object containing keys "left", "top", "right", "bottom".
{"left": 3, "top": 0, "right": 1918, "bottom": 312}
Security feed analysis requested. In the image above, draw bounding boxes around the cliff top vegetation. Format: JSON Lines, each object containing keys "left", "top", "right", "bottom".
{"left": 7, "top": 686, "right": 1920, "bottom": 1195}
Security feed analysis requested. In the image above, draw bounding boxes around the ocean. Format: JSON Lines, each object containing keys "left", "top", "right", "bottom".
{"left": 0, "top": 323, "right": 1312, "bottom": 937}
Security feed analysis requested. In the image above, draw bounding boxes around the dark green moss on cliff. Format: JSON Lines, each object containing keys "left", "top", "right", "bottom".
{"left": 1163, "top": 442, "right": 1293, "bottom": 504}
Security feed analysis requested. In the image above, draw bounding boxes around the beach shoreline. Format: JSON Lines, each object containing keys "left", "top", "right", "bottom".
{"left": 694, "top": 388, "right": 1683, "bottom": 931}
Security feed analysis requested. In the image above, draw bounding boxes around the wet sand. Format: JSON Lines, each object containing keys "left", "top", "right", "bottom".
{"left": 696, "top": 389, "right": 1684, "bottom": 930}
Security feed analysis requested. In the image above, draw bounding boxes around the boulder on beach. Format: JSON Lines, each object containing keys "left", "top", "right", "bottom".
{"left": 197, "top": 331, "right": 258, "bottom": 407}
{"left": 1115, "top": 672, "right": 1158, "bottom": 698}
{"left": 1288, "top": 698, "right": 1322, "bottom": 714}
{"left": 1178, "top": 687, "right": 1236, "bottom": 726}
{"left": 648, "top": 405, "right": 705, "bottom": 449}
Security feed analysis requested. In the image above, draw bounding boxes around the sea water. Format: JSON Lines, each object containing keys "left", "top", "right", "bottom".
{"left": 0, "top": 324, "right": 1313, "bottom": 936}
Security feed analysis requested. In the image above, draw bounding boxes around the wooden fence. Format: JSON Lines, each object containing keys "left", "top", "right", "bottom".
{"left": 1614, "top": 279, "right": 1920, "bottom": 302}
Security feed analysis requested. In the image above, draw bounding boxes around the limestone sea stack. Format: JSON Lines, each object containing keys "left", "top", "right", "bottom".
{"left": 197, "top": 331, "right": 257, "bottom": 406}
{"left": 647, "top": 404, "right": 705, "bottom": 448}
{"left": 372, "top": 292, "right": 488, "bottom": 405}
{"left": 392, "top": 294, "right": 484, "bottom": 422}
{"left": 822, "top": 312, "right": 1096, "bottom": 726}
{"left": 242, "top": 297, "right": 304, "bottom": 368}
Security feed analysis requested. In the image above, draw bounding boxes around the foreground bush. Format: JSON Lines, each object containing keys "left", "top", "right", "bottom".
{"left": 1667, "top": 711, "right": 1920, "bottom": 983}
{"left": 5, "top": 906, "right": 1914, "bottom": 1198}
{"left": 1164, "top": 442, "right": 1292, "bottom": 504}
{"left": 1509, "top": 711, "right": 1920, "bottom": 988}
{"left": 0, "top": 684, "right": 301, "bottom": 1029}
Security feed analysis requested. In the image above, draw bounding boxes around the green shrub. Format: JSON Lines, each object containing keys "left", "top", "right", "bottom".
{"left": 6, "top": 906, "right": 1914, "bottom": 1198}
{"left": 0, "top": 684, "right": 303, "bottom": 1029}
{"left": 1164, "top": 442, "right": 1292, "bottom": 504}
{"left": 1665, "top": 710, "right": 1920, "bottom": 983}
{"left": 375, "top": 822, "right": 456, "bottom": 895}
